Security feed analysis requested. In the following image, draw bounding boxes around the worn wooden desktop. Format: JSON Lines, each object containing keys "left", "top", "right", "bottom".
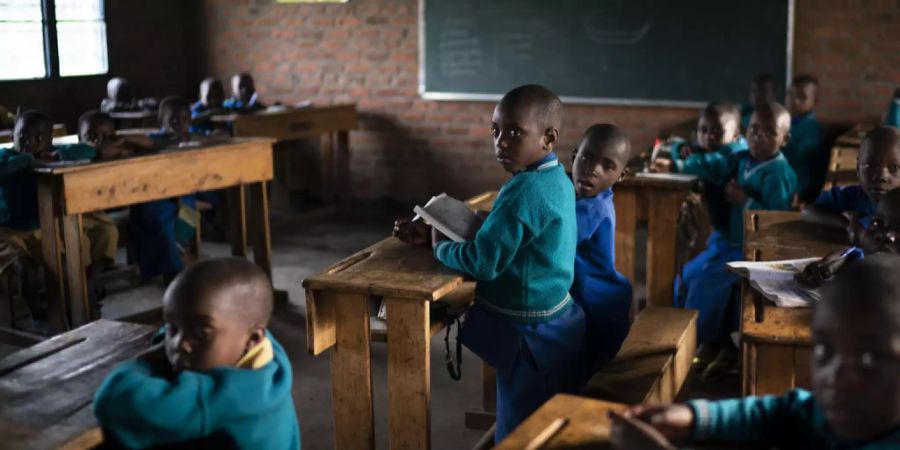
{"left": 614, "top": 173, "right": 698, "bottom": 307}
{"left": 0, "top": 319, "right": 155, "bottom": 450}
{"left": 823, "top": 121, "right": 875, "bottom": 190}
{"left": 496, "top": 394, "right": 626, "bottom": 450}
{"left": 741, "top": 211, "right": 847, "bottom": 396}
{"left": 34, "top": 137, "right": 276, "bottom": 332}
{"left": 221, "top": 104, "right": 358, "bottom": 204}
{"left": 303, "top": 191, "right": 495, "bottom": 450}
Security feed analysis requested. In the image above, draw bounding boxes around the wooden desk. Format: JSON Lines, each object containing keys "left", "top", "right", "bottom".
{"left": 823, "top": 121, "right": 876, "bottom": 190}
{"left": 109, "top": 110, "right": 157, "bottom": 129}
{"left": 303, "top": 191, "right": 495, "bottom": 450}
{"left": 496, "top": 394, "right": 626, "bottom": 449}
{"left": 741, "top": 211, "right": 847, "bottom": 395}
{"left": 224, "top": 104, "right": 359, "bottom": 204}
{"left": 35, "top": 138, "right": 276, "bottom": 332}
{"left": 614, "top": 173, "right": 698, "bottom": 306}
{"left": 0, "top": 319, "right": 155, "bottom": 449}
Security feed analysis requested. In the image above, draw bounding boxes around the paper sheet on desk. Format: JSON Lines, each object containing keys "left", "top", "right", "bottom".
{"left": 727, "top": 258, "right": 823, "bottom": 308}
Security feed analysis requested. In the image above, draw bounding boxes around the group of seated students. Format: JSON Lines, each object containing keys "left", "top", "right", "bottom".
{"left": 0, "top": 72, "right": 266, "bottom": 323}
{"left": 2, "top": 69, "right": 898, "bottom": 449}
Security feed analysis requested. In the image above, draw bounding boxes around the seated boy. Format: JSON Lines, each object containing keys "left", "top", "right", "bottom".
{"left": 94, "top": 258, "right": 300, "bottom": 449}
{"left": 3, "top": 111, "right": 109, "bottom": 318}
{"left": 670, "top": 102, "right": 748, "bottom": 239}
{"left": 740, "top": 73, "right": 777, "bottom": 130}
{"left": 802, "top": 126, "right": 900, "bottom": 245}
{"left": 224, "top": 73, "right": 266, "bottom": 112}
{"left": 129, "top": 97, "right": 201, "bottom": 282}
{"left": 100, "top": 77, "right": 138, "bottom": 113}
{"left": 570, "top": 124, "right": 633, "bottom": 374}
{"left": 395, "top": 85, "right": 584, "bottom": 441}
{"left": 784, "top": 74, "right": 825, "bottom": 202}
{"left": 191, "top": 77, "right": 228, "bottom": 135}
{"left": 653, "top": 103, "right": 797, "bottom": 378}
{"left": 609, "top": 254, "right": 900, "bottom": 450}
{"left": 78, "top": 110, "right": 155, "bottom": 160}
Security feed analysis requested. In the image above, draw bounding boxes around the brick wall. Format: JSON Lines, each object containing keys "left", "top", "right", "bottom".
{"left": 0, "top": 0, "right": 195, "bottom": 132}
{"left": 195, "top": 0, "right": 898, "bottom": 202}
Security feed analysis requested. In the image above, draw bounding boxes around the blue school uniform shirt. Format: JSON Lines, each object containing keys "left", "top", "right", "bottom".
{"left": 94, "top": 331, "right": 300, "bottom": 449}
{"left": 783, "top": 111, "right": 824, "bottom": 196}
{"left": 670, "top": 138, "right": 749, "bottom": 234}
{"left": 675, "top": 151, "right": 796, "bottom": 245}
{"left": 433, "top": 153, "right": 577, "bottom": 324}
{"left": 190, "top": 101, "right": 215, "bottom": 135}
{"left": 740, "top": 103, "right": 754, "bottom": 130}
{"left": 687, "top": 389, "right": 900, "bottom": 449}
{"left": 886, "top": 99, "right": 900, "bottom": 128}
{"left": 223, "top": 93, "right": 266, "bottom": 111}
{"left": 572, "top": 188, "right": 631, "bottom": 303}
{"left": 0, "top": 144, "right": 96, "bottom": 231}
{"left": 814, "top": 185, "right": 876, "bottom": 227}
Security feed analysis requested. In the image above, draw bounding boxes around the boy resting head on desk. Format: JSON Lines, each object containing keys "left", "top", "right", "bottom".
{"left": 610, "top": 254, "right": 900, "bottom": 450}
{"left": 78, "top": 110, "right": 156, "bottom": 159}
{"left": 569, "top": 124, "right": 633, "bottom": 377}
{"left": 653, "top": 102, "right": 797, "bottom": 380}
{"left": 394, "top": 84, "right": 585, "bottom": 442}
{"left": 802, "top": 126, "right": 900, "bottom": 246}
{"left": 94, "top": 257, "right": 300, "bottom": 449}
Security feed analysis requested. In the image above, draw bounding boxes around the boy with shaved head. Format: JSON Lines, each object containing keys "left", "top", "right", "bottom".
{"left": 655, "top": 102, "right": 797, "bottom": 378}
{"left": 396, "top": 84, "right": 583, "bottom": 440}
{"left": 94, "top": 258, "right": 300, "bottom": 449}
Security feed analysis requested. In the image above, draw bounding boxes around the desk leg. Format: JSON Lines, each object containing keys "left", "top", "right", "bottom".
{"left": 227, "top": 185, "right": 248, "bottom": 258}
{"left": 331, "top": 292, "right": 374, "bottom": 450}
{"left": 646, "top": 192, "right": 681, "bottom": 307}
{"left": 246, "top": 182, "right": 272, "bottom": 278}
{"left": 321, "top": 133, "right": 335, "bottom": 202}
{"left": 336, "top": 130, "right": 350, "bottom": 203}
{"left": 37, "top": 177, "right": 67, "bottom": 332}
{"left": 61, "top": 214, "right": 89, "bottom": 327}
{"left": 613, "top": 188, "right": 637, "bottom": 283}
{"left": 387, "top": 297, "right": 431, "bottom": 450}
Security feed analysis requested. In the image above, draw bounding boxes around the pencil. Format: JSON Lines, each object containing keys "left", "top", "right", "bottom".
{"left": 524, "top": 417, "right": 569, "bottom": 450}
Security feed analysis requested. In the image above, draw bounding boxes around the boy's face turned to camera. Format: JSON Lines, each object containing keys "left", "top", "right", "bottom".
{"left": 787, "top": 82, "right": 817, "bottom": 116}
{"left": 696, "top": 112, "right": 738, "bottom": 151}
{"left": 491, "top": 102, "right": 554, "bottom": 174}
{"left": 14, "top": 119, "right": 52, "bottom": 156}
{"left": 747, "top": 112, "right": 788, "bottom": 161}
{"left": 857, "top": 139, "right": 900, "bottom": 203}
{"left": 812, "top": 293, "right": 900, "bottom": 442}
{"left": 163, "top": 291, "right": 261, "bottom": 372}
{"left": 80, "top": 120, "right": 116, "bottom": 148}
{"left": 571, "top": 138, "right": 627, "bottom": 198}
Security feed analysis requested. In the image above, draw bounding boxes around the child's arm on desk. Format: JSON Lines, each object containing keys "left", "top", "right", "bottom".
{"left": 432, "top": 201, "right": 522, "bottom": 280}
{"left": 0, "top": 149, "right": 35, "bottom": 176}
{"left": 652, "top": 151, "right": 734, "bottom": 184}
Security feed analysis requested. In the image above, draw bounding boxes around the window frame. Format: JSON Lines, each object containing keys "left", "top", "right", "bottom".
{"left": 0, "top": 0, "right": 108, "bottom": 82}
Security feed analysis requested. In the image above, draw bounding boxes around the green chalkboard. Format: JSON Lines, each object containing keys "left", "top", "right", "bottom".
{"left": 421, "top": 0, "right": 792, "bottom": 106}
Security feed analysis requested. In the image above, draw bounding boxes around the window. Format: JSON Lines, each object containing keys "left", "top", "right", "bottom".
{"left": 0, "top": 0, "right": 108, "bottom": 81}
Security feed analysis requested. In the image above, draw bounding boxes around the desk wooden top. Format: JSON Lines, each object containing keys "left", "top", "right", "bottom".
{"left": 496, "top": 394, "right": 626, "bottom": 449}
{"left": 0, "top": 319, "right": 156, "bottom": 449}
{"left": 303, "top": 191, "right": 497, "bottom": 300}
{"left": 835, "top": 121, "right": 877, "bottom": 147}
{"left": 221, "top": 104, "right": 358, "bottom": 140}
{"left": 35, "top": 137, "right": 275, "bottom": 215}
{"left": 109, "top": 110, "right": 157, "bottom": 120}
{"left": 621, "top": 172, "right": 698, "bottom": 190}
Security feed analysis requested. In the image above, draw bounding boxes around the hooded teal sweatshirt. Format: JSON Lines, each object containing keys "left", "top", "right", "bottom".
{"left": 93, "top": 332, "right": 300, "bottom": 449}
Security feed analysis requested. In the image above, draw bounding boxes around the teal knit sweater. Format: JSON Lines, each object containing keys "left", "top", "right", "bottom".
{"left": 433, "top": 160, "right": 576, "bottom": 324}
{"left": 93, "top": 332, "right": 300, "bottom": 449}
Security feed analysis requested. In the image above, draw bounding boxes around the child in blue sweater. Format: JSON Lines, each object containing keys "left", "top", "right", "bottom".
{"left": 802, "top": 126, "right": 900, "bottom": 246}
{"left": 610, "top": 254, "right": 900, "bottom": 450}
{"left": 784, "top": 74, "right": 825, "bottom": 202}
{"left": 654, "top": 103, "right": 797, "bottom": 378}
{"left": 670, "top": 102, "right": 748, "bottom": 237}
{"left": 397, "top": 85, "right": 583, "bottom": 441}
{"left": 570, "top": 124, "right": 633, "bottom": 375}
{"left": 94, "top": 257, "right": 300, "bottom": 449}
{"left": 225, "top": 73, "right": 266, "bottom": 112}
{"left": 191, "top": 77, "right": 228, "bottom": 135}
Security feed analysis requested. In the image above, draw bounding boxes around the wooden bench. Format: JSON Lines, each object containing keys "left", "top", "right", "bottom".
{"left": 495, "top": 394, "right": 626, "bottom": 449}
{"left": 582, "top": 306, "right": 697, "bottom": 405}
{"left": 741, "top": 211, "right": 847, "bottom": 395}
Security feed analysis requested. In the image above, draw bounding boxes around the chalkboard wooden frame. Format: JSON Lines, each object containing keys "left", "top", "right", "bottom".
{"left": 417, "top": 0, "right": 794, "bottom": 107}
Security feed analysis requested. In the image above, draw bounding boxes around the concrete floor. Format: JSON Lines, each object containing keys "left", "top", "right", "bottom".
{"left": 99, "top": 207, "right": 489, "bottom": 450}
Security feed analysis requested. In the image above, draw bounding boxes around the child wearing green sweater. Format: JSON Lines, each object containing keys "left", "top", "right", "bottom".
{"left": 94, "top": 258, "right": 300, "bottom": 449}
{"left": 610, "top": 254, "right": 900, "bottom": 450}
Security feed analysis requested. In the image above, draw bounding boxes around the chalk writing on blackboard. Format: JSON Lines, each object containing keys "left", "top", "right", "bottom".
{"left": 439, "top": 19, "right": 483, "bottom": 77}
{"left": 583, "top": 8, "right": 652, "bottom": 45}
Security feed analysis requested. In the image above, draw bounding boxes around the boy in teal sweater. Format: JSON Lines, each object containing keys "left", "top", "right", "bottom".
{"left": 94, "top": 257, "right": 300, "bottom": 449}
{"left": 654, "top": 103, "right": 797, "bottom": 378}
{"left": 396, "top": 85, "right": 584, "bottom": 441}
{"left": 784, "top": 74, "right": 825, "bottom": 202}
{"left": 610, "top": 254, "right": 900, "bottom": 450}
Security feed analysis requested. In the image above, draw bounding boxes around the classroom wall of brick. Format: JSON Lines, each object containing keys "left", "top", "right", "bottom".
{"left": 0, "top": 0, "right": 195, "bottom": 132}
{"left": 196, "top": 0, "right": 898, "bottom": 202}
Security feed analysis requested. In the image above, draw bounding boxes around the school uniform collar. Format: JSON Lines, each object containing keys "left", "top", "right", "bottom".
{"left": 521, "top": 153, "right": 559, "bottom": 173}
{"left": 743, "top": 152, "right": 786, "bottom": 180}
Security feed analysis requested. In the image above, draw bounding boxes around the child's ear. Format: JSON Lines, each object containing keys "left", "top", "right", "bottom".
{"left": 245, "top": 326, "right": 265, "bottom": 352}
{"left": 543, "top": 127, "right": 559, "bottom": 150}
{"left": 781, "top": 131, "right": 792, "bottom": 148}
